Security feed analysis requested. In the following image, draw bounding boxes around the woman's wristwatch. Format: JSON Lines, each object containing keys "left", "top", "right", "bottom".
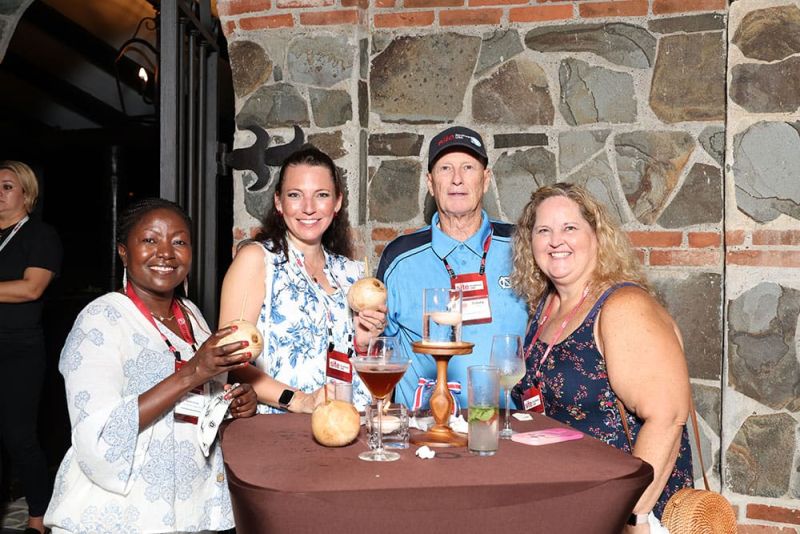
{"left": 278, "top": 389, "right": 296, "bottom": 410}
{"left": 627, "top": 512, "right": 649, "bottom": 526}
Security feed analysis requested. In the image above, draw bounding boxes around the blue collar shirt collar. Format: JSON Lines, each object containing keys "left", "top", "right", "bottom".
{"left": 430, "top": 210, "right": 492, "bottom": 260}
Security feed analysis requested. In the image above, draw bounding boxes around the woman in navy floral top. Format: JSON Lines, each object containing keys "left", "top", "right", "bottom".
{"left": 510, "top": 183, "right": 693, "bottom": 531}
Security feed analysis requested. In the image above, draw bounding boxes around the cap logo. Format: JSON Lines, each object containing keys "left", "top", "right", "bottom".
{"left": 437, "top": 134, "right": 455, "bottom": 147}
{"left": 455, "top": 133, "right": 482, "bottom": 148}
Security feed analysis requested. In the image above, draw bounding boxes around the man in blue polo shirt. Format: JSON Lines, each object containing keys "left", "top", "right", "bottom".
{"left": 376, "top": 126, "right": 528, "bottom": 411}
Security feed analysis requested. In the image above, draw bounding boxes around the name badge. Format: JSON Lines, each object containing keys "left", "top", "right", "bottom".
{"left": 174, "top": 360, "right": 209, "bottom": 424}
{"left": 326, "top": 348, "right": 353, "bottom": 383}
{"left": 522, "top": 386, "right": 545, "bottom": 414}
{"left": 452, "top": 273, "right": 492, "bottom": 325}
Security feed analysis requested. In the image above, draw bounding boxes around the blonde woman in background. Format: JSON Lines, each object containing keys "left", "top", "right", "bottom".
{"left": 0, "top": 161, "right": 62, "bottom": 534}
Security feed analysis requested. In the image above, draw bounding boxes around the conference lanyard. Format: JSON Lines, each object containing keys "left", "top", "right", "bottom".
{"left": 0, "top": 215, "right": 28, "bottom": 254}
{"left": 524, "top": 286, "right": 590, "bottom": 382}
{"left": 441, "top": 229, "right": 492, "bottom": 279}
{"left": 125, "top": 281, "right": 196, "bottom": 361}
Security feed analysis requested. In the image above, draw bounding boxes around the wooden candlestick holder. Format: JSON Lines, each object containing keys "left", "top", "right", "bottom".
{"left": 410, "top": 340, "right": 473, "bottom": 448}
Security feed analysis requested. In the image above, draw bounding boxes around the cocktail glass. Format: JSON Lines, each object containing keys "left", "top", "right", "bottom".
{"left": 422, "top": 288, "right": 462, "bottom": 345}
{"left": 352, "top": 336, "right": 410, "bottom": 462}
{"left": 490, "top": 334, "right": 524, "bottom": 439}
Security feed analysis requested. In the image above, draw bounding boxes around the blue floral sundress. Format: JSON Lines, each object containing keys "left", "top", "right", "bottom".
{"left": 253, "top": 240, "right": 372, "bottom": 413}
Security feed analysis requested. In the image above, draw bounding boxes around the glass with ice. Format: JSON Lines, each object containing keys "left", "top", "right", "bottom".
{"left": 422, "top": 288, "right": 463, "bottom": 345}
{"left": 467, "top": 365, "right": 500, "bottom": 456}
{"left": 352, "top": 337, "right": 410, "bottom": 462}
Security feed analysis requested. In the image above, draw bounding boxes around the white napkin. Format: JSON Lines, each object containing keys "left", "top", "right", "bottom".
{"left": 415, "top": 445, "right": 436, "bottom": 459}
{"left": 409, "top": 414, "right": 468, "bottom": 433}
{"left": 197, "top": 384, "right": 236, "bottom": 457}
{"left": 408, "top": 415, "right": 433, "bottom": 431}
{"left": 449, "top": 414, "right": 468, "bottom": 433}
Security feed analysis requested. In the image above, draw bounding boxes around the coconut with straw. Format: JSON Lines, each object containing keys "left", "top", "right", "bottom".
{"left": 347, "top": 255, "right": 387, "bottom": 312}
{"left": 217, "top": 293, "right": 264, "bottom": 362}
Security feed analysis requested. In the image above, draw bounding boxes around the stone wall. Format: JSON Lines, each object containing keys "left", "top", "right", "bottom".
{"left": 725, "top": 1, "right": 800, "bottom": 531}
{"left": 218, "top": 0, "right": 799, "bottom": 529}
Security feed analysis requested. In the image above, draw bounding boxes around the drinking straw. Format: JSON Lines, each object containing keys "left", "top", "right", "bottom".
{"left": 239, "top": 293, "right": 248, "bottom": 321}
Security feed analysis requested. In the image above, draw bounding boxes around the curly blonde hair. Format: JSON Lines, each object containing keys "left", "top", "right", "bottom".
{"left": 510, "top": 183, "right": 650, "bottom": 311}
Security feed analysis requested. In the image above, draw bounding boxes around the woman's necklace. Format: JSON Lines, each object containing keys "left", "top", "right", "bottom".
{"left": 151, "top": 311, "right": 175, "bottom": 322}
{"left": 304, "top": 256, "right": 326, "bottom": 284}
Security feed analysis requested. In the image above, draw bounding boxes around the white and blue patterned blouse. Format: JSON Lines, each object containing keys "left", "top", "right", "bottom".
{"left": 253, "top": 239, "right": 372, "bottom": 413}
{"left": 45, "top": 293, "right": 233, "bottom": 534}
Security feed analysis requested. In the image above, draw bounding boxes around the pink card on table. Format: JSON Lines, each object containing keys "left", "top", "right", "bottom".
{"left": 511, "top": 428, "right": 584, "bottom": 446}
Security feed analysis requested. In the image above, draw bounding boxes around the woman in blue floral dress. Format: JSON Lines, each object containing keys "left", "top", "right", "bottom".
{"left": 510, "top": 184, "right": 693, "bottom": 531}
{"left": 219, "top": 146, "right": 385, "bottom": 413}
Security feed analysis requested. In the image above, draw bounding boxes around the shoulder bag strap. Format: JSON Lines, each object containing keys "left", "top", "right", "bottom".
{"left": 615, "top": 395, "right": 709, "bottom": 491}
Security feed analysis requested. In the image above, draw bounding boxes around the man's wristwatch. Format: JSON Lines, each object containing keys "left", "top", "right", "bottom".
{"left": 278, "top": 389, "right": 296, "bottom": 410}
{"left": 627, "top": 512, "right": 649, "bottom": 526}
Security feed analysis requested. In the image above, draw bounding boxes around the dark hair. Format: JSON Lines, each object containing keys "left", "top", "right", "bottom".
{"left": 253, "top": 144, "right": 353, "bottom": 259}
{"left": 117, "top": 198, "right": 193, "bottom": 246}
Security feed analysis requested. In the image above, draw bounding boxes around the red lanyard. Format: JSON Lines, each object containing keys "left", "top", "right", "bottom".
{"left": 524, "top": 287, "right": 590, "bottom": 381}
{"left": 441, "top": 228, "right": 492, "bottom": 279}
{"left": 125, "top": 281, "right": 195, "bottom": 360}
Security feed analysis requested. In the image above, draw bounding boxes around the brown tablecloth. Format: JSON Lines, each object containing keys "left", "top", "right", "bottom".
{"left": 221, "top": 413, "right": 652, "bottom": 534}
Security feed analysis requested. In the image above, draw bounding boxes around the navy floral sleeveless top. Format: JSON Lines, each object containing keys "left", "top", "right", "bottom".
{"left": 511, "top": 284, "right": 693, "bottom": 519}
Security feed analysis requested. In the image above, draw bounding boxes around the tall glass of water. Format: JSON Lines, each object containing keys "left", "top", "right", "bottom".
{"left": 422, "top": 288, "right": 462, "bottom": 345}
{"left": 490, "top": 334, "right": 524, "bottom": 439}
{"left": 467, "top": 365, "right": 500, "bottom": 456}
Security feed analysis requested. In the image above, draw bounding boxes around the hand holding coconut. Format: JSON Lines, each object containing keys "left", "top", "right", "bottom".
{"left": 215, "top": 319, "right": 264, "bottom": 362}
{"left": 182, "top": 324, "right": 253, "bottom": 384}
{"left": 347, "top": 277, "right": 387, "bottom": 312}
{"left": 349, "top": 261, "right": 390, "bottom": 353}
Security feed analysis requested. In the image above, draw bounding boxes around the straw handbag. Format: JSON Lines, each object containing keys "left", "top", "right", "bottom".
{"left": 616, "top": 398, "right": 737, "bottom": 533}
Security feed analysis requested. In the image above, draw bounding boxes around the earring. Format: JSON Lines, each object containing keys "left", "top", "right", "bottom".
{"left": 183, "top": 277, "right": 189, "bottom": 296}
{"left": 122, "top": 268, "right": 127, "bottom": 288}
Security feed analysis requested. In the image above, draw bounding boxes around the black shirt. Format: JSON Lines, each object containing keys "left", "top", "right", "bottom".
{"left": 0, "top": 217, "right": 62, "bottom": 333}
